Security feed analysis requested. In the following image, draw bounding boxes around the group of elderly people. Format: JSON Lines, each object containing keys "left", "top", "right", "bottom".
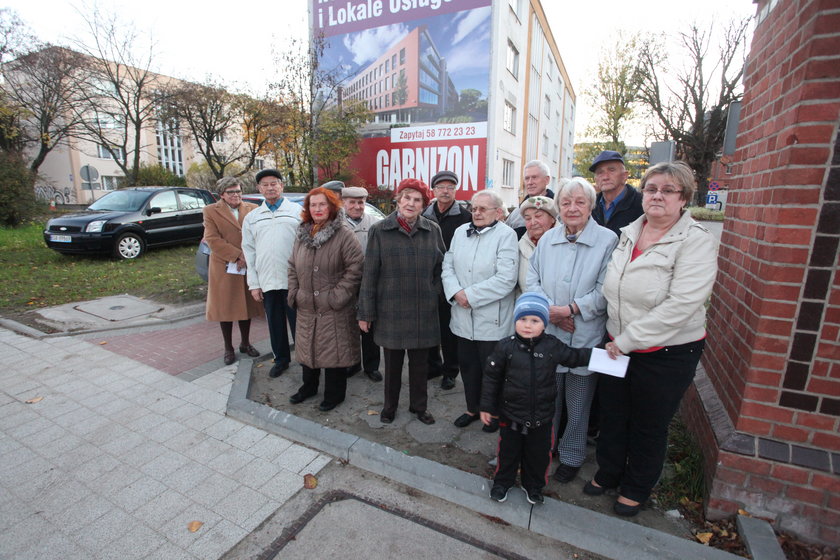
{"left": 203, "top": 152, "right": 717, "bottom": 518}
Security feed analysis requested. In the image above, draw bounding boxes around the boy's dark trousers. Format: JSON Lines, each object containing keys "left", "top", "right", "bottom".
{"left": 493, "top": 419, "right": 554, "bottom": 491}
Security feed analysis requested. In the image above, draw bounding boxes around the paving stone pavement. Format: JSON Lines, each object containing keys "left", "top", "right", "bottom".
{"left": 0, "top": 327, "right": 328, "bottom": 560}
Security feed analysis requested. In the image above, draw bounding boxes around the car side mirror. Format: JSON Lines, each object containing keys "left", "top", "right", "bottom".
{"left": 146, "top": 207, "right": 162, "bottom": 216}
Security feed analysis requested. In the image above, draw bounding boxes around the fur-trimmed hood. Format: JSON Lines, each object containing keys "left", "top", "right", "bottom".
{"left": 296, "top": 208, "right": 347, "bottom": 249}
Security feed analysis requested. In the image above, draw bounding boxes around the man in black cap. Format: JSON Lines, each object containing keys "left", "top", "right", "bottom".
{"left": 589, "top": 150, "right": 643, "bottom": 237}
{"left": 422, "top": 170, "right": 471, "bottom": 389}
{"left": 242, "top": 169, "right": 302, "bottom": 377}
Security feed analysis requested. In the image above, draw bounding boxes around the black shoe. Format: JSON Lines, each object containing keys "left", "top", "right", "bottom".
{"left": 613, "top": 499, "right": 641, "bottom": 517}
{"left": 416, "top": 411, "right": 435, "bottom": 425}
{"left": 269, "top": 362, "right": 289, "bottom": 378}
{"left": 523, "top": 487, "right": 544, "bottom": 505}
{"left": 482, "top": 418, "right": 499, "bottom": 433}
{"left": 553, "top": 463, "right": 580, "bottom": 484}
{"left": 364, "top": 369, "right": 383, "bottom": 382}
{"left": 380, "top": 410, "right": 394, "bottom": 424}
{"left": 583, "top": 480, "right": 610, "bottom": 496}
{"left": 223, "top": 349, "right": 236, "bottom": 365}
{"left": 318, "top": 400, "right": 341, "bottom": 412}
{"left": 453, "top": 413, "right": 479, "bottom": 428}
{"left": 490, "top": 484, "right": 509, "bottom": 502}
{"left": 440, "top": 376, "right": 456, "bottom": 390}
{"left": 289, "top": 391, "right": 315, "bottom": 404}
{"left": 239, "top": 344, "right": 260, "bottom": 357}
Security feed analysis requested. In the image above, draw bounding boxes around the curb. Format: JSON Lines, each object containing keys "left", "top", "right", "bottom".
{"left": 227, "top": 359, "right": 743, "bottom": 560}
{"left": 0, "top": 304, "right": 206, "bottom": 339}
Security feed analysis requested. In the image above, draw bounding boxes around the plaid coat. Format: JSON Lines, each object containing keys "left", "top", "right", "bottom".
{"left": 357, "top": 212, "right": 446, "bottom": 350}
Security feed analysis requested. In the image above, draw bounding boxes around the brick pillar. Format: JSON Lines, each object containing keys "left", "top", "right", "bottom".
{"left": 682, "top": 0, "right": 840, "bottom": 545}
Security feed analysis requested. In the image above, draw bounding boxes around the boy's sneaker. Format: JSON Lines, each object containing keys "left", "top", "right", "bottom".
{"left": 523, "top": 487, "right": 544, "bottom": 505}
{"left": 490, "top": 484, "right": 509, "bottom": 502}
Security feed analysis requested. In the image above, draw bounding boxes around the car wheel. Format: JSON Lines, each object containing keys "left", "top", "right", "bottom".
{"left": 114, "top": 233, "right": 145, "bottom": 259}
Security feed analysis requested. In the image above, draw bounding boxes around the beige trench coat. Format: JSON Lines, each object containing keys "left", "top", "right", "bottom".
{"left": 203, "top": 200, "right": 263, "bottom": 322}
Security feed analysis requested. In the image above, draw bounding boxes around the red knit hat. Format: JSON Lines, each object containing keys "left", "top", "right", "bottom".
{"left": 395, "top": 178, "right": 431, "bottom": 206}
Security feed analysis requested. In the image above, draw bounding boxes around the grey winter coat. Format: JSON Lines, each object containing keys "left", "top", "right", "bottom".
{"left": 357, "top": 212, "right": 446, "bottom": 349}
{"left": 442, "top": 221, "right": 519, "bottom": 341}
{"left": 288, "top": 211, "right": 363, "bottom": 368}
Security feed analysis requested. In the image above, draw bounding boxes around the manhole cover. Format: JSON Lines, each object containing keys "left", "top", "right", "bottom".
{"left": 262, "top": 492, "right": 527, "bottom": 560}
{"left": 74, "top": 295, "right": 163, "bottom": 321}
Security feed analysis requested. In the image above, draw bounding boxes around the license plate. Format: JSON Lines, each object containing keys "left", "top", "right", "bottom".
{"left": 50, "top": 235, "right": 72, "bottom": 243}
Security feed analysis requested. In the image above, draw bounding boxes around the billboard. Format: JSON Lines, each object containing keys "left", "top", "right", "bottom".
{"left": 312, "top": 0, "right": 492, "bottom": 199}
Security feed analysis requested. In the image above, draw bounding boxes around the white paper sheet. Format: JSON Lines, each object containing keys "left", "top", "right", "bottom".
{"left": 226, "top": 262, "right": 246, "bottom": 275}
{"left": 588, "top": 347, "right": 629, "bottom": 378}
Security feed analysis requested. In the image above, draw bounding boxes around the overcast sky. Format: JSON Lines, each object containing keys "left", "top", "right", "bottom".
{"left": 7, "top": 0, "right": 756, "bottom": 145}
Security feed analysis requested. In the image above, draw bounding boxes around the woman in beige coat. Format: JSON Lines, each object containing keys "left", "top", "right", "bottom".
{"left": 203, "top": 177, "right": 263, "bottom": 365}
{"left": 287, "top": 187, "right": 364, "bottom": 411}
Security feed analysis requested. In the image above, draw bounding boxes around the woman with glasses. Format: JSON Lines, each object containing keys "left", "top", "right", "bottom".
{"left": 203, "top": 177, "right": 263, "bottom": 365}
{"left": 442, "top": 190, "right": 518, "bottom": 432}
{"left": 585, "top": 161, "right": 718, "bottom": 517}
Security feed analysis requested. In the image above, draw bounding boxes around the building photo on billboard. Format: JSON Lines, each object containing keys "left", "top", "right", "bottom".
{"left": 312, "top": 0, "right": 492, "bottom": 198}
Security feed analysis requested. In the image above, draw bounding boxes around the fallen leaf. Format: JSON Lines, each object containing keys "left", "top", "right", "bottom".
{"left": 696, "top": 532, "right": 713, "bottom": 544}
{"left": 99, "top": 341, "right": 108, "bottom": 345}
{"left": 738, "top": 509, "right": 751, "bottom": 517}
{"left": 187, "top": 521, "right": 203, "bottom": 533}
{"left": 367, "top": 410, "right": 378, "bottom": 415}
{"left": 303, "top": 474, "right": 318, "bottom": 489}
{"left": 25, "top": 396, "right": 44, "bottom": 404}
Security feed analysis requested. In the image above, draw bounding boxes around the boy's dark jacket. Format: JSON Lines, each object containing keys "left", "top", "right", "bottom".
{"left": 480, "top": 333, "right": 592, "bottom": 428}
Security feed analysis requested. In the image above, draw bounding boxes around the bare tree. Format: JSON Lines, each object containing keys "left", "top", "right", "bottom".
{"left": 586, "top": 33, "right": 645, "bottom": 145}
{"left": 637, "top": 18, "right": 750, "bottom": 204}
{"left": 269, "top": 34, "right": 368, "bottom": 187}
{"left": 72, "top": 7, "right": 163, "bottom": 186}
{"left": 0, "top": 8, "right": 32, "bottom": 65}
{"left": 165, "top": 80, "right": 244, "bottom": 180}
{"left": 2, "top": 46, "right": 89, "bottom": 172}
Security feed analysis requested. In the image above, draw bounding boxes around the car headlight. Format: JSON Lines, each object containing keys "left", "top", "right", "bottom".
{"left": 86, "top": 220, "right": 108, "bottom": 233}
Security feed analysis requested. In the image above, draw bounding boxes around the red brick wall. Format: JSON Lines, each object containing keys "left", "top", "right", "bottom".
{"left": 687, "top": 0, "right": 840, "bottom": 545}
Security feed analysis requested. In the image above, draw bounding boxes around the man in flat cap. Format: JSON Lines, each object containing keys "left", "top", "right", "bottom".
{"left": 421, "top": 170, "right": 471, "bottom": 390}
{"left": 242, "top": 169, "right": 302, "bottom": 377}
{"left": 589, "top": 150, "right": 643, "bottom": 237}
{"left": 342, "top": 186, "right": 384, "bottom": 382}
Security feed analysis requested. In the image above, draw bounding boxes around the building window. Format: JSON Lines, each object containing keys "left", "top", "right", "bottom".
{"left": 392, "top": 92, "right": 398, "bottom": 106}
{"left": 400, "top": 48, "right": 406, "bottom": 65}
{"left": 213, "top": 130, "right": 226, "bottom": 143}
{"left": 542, "top": 133, "right": 549, "bottom": 155}
{"left": 156, "top": 120, "right": 184, "bottom": 176}
{"left": 97, "top": 144, "right": 125, "bottom": 160}
{"left": 502, "top": 159, "right": 515, "bottom": 187}
{"left": 392, "top": 54, "right": 397, "bottom": 68}
{"left": 503, "top": 101, "right": 516, "bottom": 133}
{"left": 419, "top": 88, "right": 439, "bottom": 105}
{"left": 506, "top": 41, "right": 519, "bottom": 79}
{"left": 544, "top": 95, "right": 551, "bottom": 117}
{"left": 101, "top": 176, "right": 120, "bottom": 190}
{"left": 385, "top": 59, "right": 390, "bottom": 73}
{"left": 255, "top": 158, "right": 265, "bottom": 170}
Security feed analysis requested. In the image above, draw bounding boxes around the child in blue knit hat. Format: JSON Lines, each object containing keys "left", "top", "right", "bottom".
{"left": 480, "top": 292, "right": 593, "bottom": 505}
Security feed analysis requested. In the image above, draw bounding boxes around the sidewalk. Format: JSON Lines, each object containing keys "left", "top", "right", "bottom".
{"left": 0, "top": 302, "right": 748, "bottom": 560}
{"left": 0, "top": 327, "right": 325, "bottom": 559}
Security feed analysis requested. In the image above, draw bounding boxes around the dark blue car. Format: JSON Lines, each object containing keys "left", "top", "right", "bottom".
{"left": 43, "top": 186, "right": 216, "bottom": 259}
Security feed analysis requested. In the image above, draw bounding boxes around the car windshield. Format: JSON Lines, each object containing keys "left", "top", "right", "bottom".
{"left": 88, "top": 190, "right": 150, "bottom": 212}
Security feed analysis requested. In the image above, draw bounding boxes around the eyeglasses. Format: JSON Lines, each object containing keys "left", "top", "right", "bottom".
{"left": 470, "top": 206, "right": 498, "bottom": 213}
{"left": 642, "top": 186, "right": 683, "bottom": 196}
{"left": 223, "top": 190, "right": 242, "bottom": 196}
